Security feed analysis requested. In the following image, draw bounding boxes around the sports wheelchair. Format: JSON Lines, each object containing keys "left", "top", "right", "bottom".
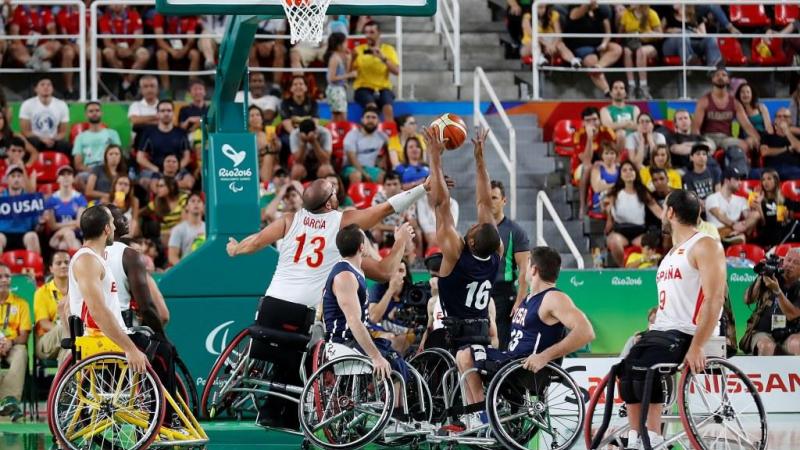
{"left": 201, "top": 297, "right": 325, "bottom": 424}
{"left": 585, "top": 337, "right": 768, "bottom": 450}
{"left": 47, "top": 317, "right": 208, "bottom": 450}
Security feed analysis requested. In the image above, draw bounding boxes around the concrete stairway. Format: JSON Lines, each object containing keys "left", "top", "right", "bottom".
{"left": 374, "top": 0, "right": 527, "bottom": 101}
{"left": 415, "top": 112, "right": 591, "bottom": 268}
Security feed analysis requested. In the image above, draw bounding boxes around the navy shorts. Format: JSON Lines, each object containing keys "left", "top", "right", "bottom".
{"left": 354, "top": 88, "right": 395, "bottom": 110}
{"left": 348, "top": 337, "right": 410, "bottom": 381}
{"left": 573, "top": 46, "right": 598, "bottom": 59}
{"left": 468, "top": 345, "right": 519, "bottom": 373}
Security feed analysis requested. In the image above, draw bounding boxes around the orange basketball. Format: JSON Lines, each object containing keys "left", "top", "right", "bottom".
{"left": 430, "top": 113, "right": 468, "bottom": 150}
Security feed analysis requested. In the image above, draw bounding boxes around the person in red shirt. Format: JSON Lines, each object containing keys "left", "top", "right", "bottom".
{"left": 55, "top": 5, "right": 81, "bottom": 97}
{"left": 152, "top": 14, "right": 201, "bottom": 93}
{"left": 99, "top": 4, "right": 151, "bottom": 97}
{"left": 8, "top": 6, "right": 62, "bottom": 73}
{"left": 573, "top": 106, "right": 616, "bottom": 215}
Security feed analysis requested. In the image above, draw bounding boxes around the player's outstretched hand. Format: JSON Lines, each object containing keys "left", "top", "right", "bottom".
{"left": 126, "top": 347, "right": 148, "bottom": 374}
{"left": 472, "top": 127, "right": 490, "bottom": 160}
{"left": 226, "top": 237, "right": 239, "bottom": 257}
{"left": 684, "top": 345, "right": 706, "bottom": 374}
{"left": 522, "top": 353, "right": 548, "bottom": 373}
{"left": 394, "top": 222, "right": 415, "bottom": 246}
{"left": 372, "top": 355, "right": 392, "bottom": 380}
{"left": 423, "top": 126, "right": 448, "bottom": 155}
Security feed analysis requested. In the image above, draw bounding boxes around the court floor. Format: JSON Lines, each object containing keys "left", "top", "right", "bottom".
{"left": 1, "top": 414, "right": 796, "bottom": 449}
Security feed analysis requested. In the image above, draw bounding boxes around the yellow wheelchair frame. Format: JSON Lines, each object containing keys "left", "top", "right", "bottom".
{"left": 48, "top": 333, "right": 208, "bottom": 450}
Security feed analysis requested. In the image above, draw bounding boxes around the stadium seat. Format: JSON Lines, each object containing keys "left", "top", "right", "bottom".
{"left": 781, "top": 180, "right": 800, "bottom": 202}
{"left": 735, "top": 179, "right": 761, "bottom": 198}
{"left": 729, "top": 5, "right": 771, "bottom": 28}
{"left": 378, "top": 121, "right": 398, "bottom": 138}
{"left": 1, "top": 250, "right": 44, "bottom": 279}
{"left": 553, "top": 119, "right": 578, "bottom": 157}
{"left": 32, "top": 152, "right": 71, "bottom": 183}
{"left": 662, "top": 55, "right": 682, "bottom": 66}
{"left": 622, "top": 245, "right": 642, "bottom": 267}
{"left": 347, "top": 182, "right": 381, "bottom": 209}
{"left": 751, "top": 38, "right": 788, "bottom": 66}
{"left": 326, "top": 121, "right": 358, "bottom": 170}
{"left": 718, "top": 38, "right": 748, "bottom": 66}
{"left": 773, "top": 242, "right": 800, "bottom": 257}
{"left": 775, "top": 4, "right": 799, "bottom": 27}
{"left": 725, "top": 243, "right": 766, "bottom": 264}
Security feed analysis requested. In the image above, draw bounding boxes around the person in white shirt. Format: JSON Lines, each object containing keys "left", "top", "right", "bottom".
{"left": 18, "top": 78, "right": 70, "bottom": 154}
{"left": 704, "top": 167, "right": 758, "bottom": 244}
{"left": 127, "top": 75, "right": 160, "bottom": 148}
{"left": 416, "top": 194, "right": 459, "bottom": 253}
{"left": 234, "top": 72, "right": 281, "bottom": 122}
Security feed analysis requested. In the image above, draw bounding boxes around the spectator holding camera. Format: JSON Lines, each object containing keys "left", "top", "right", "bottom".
{"left": 290, "top": 118, "right": 333, "bottom": 181}
{"left": 368, "top": 259, "right": 416, "bottom": 355}
{"left": 740, "top": 250, "right": 800, "bottom": 356}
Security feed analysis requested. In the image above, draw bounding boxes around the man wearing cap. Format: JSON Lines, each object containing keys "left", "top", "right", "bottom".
{"left": 0, "top": 165, "right": 42, "bottom": 254}
{"left": 682, "top": 143, "right": 722, "bottom": 202}
{"left": 489, "top": 180, "right": 530, "bottom": 351}
{"left": 692, "top": 66, "right": 759, "bottom": 155}
{"left": 705, "top": 167, "right": 758, "bottom": 244}
{"left": 44, "top": 165, "right": 87, "bottom": 251}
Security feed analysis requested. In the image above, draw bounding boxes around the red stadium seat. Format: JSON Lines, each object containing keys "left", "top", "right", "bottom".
{"left": 662, "top": 55, "right": 682, "bottom": 66}
{"left": 521, "top": 55, "right": 533, "bottom": 66}
{"left": 773, "top": 242, "right": 800, "bottom": 257}
{"left": 325, "top": 121, "right": 358, "bottom": 170}
{"left": 781, "top": 180, "right": 800, "bottom": 202}
{"left": 775, "top": 4, "right": 800, "bottom": 27}
{"left": 729, "top": 5, "right": 771, "bottom": 28}
{"left": 1, "top": 250, "right": 44, "bottom": 278}
{"left": 32, "top": 151, "right": 71, "bottom": 183}
{"left": 69, "top": 122, "right": 106, "bottom": 145}
{"left": 718, "top": 38, "right": 748, "bottom": 66}
{"left": 751, "top": 38, "right": 789, "bottom": 66}
{"left": 735, "top": 179, "right": 761, "bottom": 198}
{"left": 726, "top": 244, "right": 766, "bottom": 264}
{"left": 654, "top": 119, "right": 674, "bottom": 132}
{"left": 347, "top": 182, "right": 381, "bottom": 209}
{"left": 378, "top": 121, "right": 398, "bottom": 138}
{"left": 553, "top": 119, "right": 578, "bottom": 157}
{"left": 623, "top": 245, "right": 642, "bottom": 267}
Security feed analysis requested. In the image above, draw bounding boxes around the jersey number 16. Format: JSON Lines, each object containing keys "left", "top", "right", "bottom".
{"left": 465, "top": 280, "right": 492, "bottom": 310}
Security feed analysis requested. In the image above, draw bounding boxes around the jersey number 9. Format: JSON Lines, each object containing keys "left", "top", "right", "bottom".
{"left": 465, "top": 280, "right": 492, "bottom": 310}
{"left": 293, "top": 233, "right": 326, "bottom": 268}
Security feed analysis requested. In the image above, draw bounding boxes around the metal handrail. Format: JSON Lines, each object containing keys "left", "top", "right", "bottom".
{"left": 532, "top": 0, "right": 800, "bottom": 100}
{"left": 473, "top": 66, "right": 516, "bottom": 220}
{"left": 3, "top": 0, "right": 86, "bottom": 101}
{"left": 434, "top": 0, "right": 461, "bottom": 92}
{"left": 536, "top": 191, "right": 585, "bottom": 269}
{"left": 90, "top": 0, "right": 405, "bottom": 99}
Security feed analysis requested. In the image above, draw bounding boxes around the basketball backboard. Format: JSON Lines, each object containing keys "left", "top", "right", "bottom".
{"left": 155, "top": 0, "right": 436, "bottom": 17}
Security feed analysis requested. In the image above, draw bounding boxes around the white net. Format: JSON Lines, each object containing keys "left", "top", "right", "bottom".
{"left": 281, "top": 0, "right": 334, "bottom": 45}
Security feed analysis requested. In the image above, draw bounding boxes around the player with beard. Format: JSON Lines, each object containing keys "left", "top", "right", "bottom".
{"left": 617, "top": 189, "right": 726, "bottom": 449}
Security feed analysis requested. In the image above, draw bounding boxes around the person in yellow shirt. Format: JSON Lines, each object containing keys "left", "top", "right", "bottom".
{"left": 34, "top": 250, "right": 70, "bottom": 362}
{"left": 639, "top": 144, "right": 683, "bottom": 191}
{"left": 625, "top": 231, "right": 662, "bottom": 269}
{"left": 352, "top": 21, "right": 399, "bottom": 122}
{"left": 0, "top": 264, "right": 31, "bottom": 421}
{"left": 619, "top": 5, "right": 662, "bottom": 99}
{"left": 387, "top": 115, "right": 426, "bottom": 167}
{"left": 522, "top": 4, "right": 581, "bottom": 68}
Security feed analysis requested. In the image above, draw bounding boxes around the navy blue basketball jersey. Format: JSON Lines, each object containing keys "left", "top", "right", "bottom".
{"left": 322, "top": 261, "right": 368, "bottom": 342}
{"left": 507, "top": 287, "right": 566, "bottom": 357}
{"left": 438, "top": 246, "right": 500, "bottom": 319}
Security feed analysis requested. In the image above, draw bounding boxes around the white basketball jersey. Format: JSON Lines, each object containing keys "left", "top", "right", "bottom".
{"left": 265, "top": 208, "right": 344, "bottom": 307}
{"left": 432, "top": 296, "right": 444, "bottom": 330}
{"left": 651, "top": 232, "right": 720, "bottom": 336}
{"left": 105, "top": 242, "right": 131, "bottom": 311}
{"left": 69, "top": 247, "right": 127, "bottom": 332}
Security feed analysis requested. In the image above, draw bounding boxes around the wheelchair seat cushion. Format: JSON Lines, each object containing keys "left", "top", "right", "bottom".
{"left": 247, "top": 324, "right": 311, "bottom": 352}
{"left": 255, "top": 296, "right": 315, "bottom": 333}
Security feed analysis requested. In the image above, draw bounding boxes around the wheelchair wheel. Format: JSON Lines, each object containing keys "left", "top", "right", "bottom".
{"left": 50, "top": 353, "right": 165, "bottom": 450}
{"left": 299, "top": 355, "right": 394, "bottom": 450}
{"left": 584, "top": 373, "right": 631, "bottom": 450}
{"left": 47, "top": 355, "right": 75, "bottom": 437}
{"left": 486, "top": 360, "right": 584, "bottom": 450}
{"left": 175, "top": 356, "right": 199, "bottom": 417}
{"left": 678, "top": 357, "right": 768, "bottom": 450}
{"left": 408, "top": 348, "right": 455, "bottom": 423}
{"left": 201, "top": 328, "right": 271, "bottom": 419}
{"left": 375, "top": 365, "right": 434, "bottom": 447}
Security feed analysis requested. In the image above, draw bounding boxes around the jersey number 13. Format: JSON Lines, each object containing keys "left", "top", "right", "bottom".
{"left": 465, "top": 280, "right": 492, "bottom": 310}
{"left": 293, "top": 233, "right": 326, "bottom": 268}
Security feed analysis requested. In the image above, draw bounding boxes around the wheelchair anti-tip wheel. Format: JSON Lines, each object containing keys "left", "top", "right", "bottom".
{"left": 299, "top": 355, "right": 395, "bottom": 450}
{"left": 50, "top": 353, "right": 165, "bottom": 450}
{"left": 201, "top": 328, "right": 271, "bottom": 419}
{"left": 679, "top": 357, "right": 768, "bottom": 450}
{"left": 408, "top": 348, "right": 456, "bottom": 424}
{"left": 486, "top": 360, "right": 584, "bottom": 450}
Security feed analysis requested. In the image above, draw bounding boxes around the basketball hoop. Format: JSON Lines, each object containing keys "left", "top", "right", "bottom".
{"left": 281, "top": 0, "right": 333, "bottom": 45}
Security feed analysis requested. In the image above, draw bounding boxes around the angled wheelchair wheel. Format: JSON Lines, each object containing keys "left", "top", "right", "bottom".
{"left": 175, "top": 356, "right": 199, "bottom": 417}
{"left": 408, "top": 348, "right": 455, "bottom": 423}
{"left": 201, "top": 328, "right": 271, "bottom": 419}
{"left": 487, "top": 360, "right": 584, "bottom": 450}
{"left": 678, "top": 357, "right": 768, "bottom": 450}
{"left": 584, "top": 373, "right": 632, "bottom": 450}
{"left": 375, "top": 365, "right": 434, "bottom": 447}
{"left": 50, "top": 353, "right": 165, "bottom": 450}
{"left": 299, "top": 355, "right": 394, "bottom": 450}
{"left": 47, "top": 355, "right": 75, "bottom": 438}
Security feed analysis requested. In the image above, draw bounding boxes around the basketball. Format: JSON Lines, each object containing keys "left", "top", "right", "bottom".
{"left": 430, "top": 113, "right": 468, "bottom": 150}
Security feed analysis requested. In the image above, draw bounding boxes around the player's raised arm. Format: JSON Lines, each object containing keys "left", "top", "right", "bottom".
{"left": 685, "top": 236, "right": 727, "bottom": 373}
{"left": 473, "top": 128, "right": 495, "bottom": 226}
{"left": 423, "top": 126, "right": 463, "bottom": 273}
{"left": 363, "top": 223, "right": 415, "bottom": 283}
{"left": 227, "top": 212, "right": 293, "bottom": 257}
